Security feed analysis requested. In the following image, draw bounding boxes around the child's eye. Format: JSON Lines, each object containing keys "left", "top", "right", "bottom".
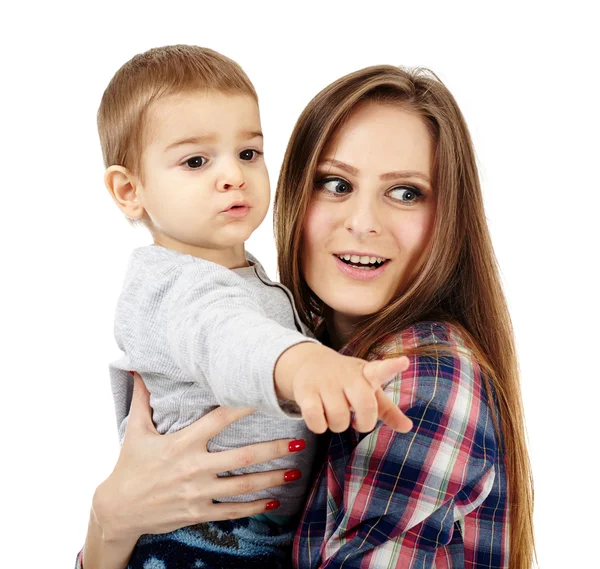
{"left": 239, "top": 149, "right": 263, "bottom": 161}
{"left": 388, "top": 185, "right": 424, "bottom": 204}
{"left": 184, "top": 156, "right": 207, "bottom": 169}
{"left": 315, "top": 177, "right": 352, "bottom": 196}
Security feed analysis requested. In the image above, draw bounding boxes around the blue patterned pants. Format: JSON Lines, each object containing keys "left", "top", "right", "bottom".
{"left": 127, "top": 515, "right": 297, "bottom": 569}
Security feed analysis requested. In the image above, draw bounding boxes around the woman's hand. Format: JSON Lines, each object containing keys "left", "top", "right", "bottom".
{"left": 83, "top": 372, "right": 306, "bottom": 568}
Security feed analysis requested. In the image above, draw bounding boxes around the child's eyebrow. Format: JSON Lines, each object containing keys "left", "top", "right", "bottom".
{"left": 164, "top": 131, "right": 263, "bottom": 152}
{"left": 165, "top": 135, "right": 216, "bottom": 151}
{"left": 240, "top": 130, "right": 264, "bottom": 140}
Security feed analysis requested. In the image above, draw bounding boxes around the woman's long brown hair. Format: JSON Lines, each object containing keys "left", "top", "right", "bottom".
{"left": 274, "top": 65, "right": 535, "bottom": 568}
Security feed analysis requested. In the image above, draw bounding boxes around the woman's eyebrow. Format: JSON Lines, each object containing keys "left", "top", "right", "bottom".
{"left": 319, "top": 158, "right": 431, "bottom": 184}
{"left": 380, "top": 170, "right": 431, "bottom": 183}
{"left": 318, "top": 158, "right": 359, "bottom": 176}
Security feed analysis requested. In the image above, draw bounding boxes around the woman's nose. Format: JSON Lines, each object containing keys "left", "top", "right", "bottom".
{"left": 343, "top": 198, "right": 381, "bottom": 237}
{"left": 217, "top": 158, "right": 246, "bottom": 191}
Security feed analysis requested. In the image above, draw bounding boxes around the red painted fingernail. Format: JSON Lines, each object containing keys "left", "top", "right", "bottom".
{"left": 129, "top": 371, "right": 134, "bottom": 376}
{"left": 288, "top": 439, "right": 306, "bottom": 452}
{"left": 265, "top": 500, "right": 280, "bottom": 511}
{"left": 284, "top": 469, "right": 302, "bottom": 482}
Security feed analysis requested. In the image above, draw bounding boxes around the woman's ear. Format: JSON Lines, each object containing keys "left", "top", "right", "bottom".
{"left": 104, "top": 165, "right": 146, "bottom": 220}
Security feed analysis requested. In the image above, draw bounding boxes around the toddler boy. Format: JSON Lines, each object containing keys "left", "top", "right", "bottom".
{"left": 99, "top": 45, "right": 409, "bottom": 568}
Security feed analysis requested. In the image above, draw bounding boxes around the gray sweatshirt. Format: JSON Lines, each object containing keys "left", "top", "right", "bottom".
{"left": 109, "top": 245, "right": 319, "bottom": 516}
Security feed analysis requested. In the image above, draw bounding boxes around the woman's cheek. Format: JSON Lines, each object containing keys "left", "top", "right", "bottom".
{"left": 391, "top": 210, "right": 435, "bottom": 277}
{"left": 302, "top": 202, "right": 335, "bottom": 253}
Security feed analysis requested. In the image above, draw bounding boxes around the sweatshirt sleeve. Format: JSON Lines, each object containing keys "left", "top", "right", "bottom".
{"left": 166, "top": 261, "right": 318, "bottom": 417}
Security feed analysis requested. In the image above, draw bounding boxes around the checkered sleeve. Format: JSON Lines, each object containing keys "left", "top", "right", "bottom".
{"left": 316, "top": 345, "right": 499, "bottom": 568}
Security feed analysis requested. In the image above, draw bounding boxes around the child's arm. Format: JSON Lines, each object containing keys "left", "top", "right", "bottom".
{"left": 168, "top": 261, "right": 412, "bottom": 433}
{"left": 274, "top": 343, "right": 413, "bottom": 434}
{"left": 167, "top": 262, "right": 319, "bottom": 417}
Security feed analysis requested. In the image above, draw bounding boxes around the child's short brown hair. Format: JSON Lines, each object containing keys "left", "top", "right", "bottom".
{"left": 98, "top": 45, "right": 257, "bottom": 177}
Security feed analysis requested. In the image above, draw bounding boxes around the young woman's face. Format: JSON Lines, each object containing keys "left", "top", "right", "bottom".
{"left": 300, "top": 102, "right": 436, "bottom": 336}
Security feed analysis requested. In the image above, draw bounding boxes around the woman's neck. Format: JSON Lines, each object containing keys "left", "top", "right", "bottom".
{"left": 325, "top": 311, "right": 361, "bottom": 351}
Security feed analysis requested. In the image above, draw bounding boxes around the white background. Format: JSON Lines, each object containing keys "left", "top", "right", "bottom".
{"left": 1, "top": 1, "right": 598, "bottom": 567}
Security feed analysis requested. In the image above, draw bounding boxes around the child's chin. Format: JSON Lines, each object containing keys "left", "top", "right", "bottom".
{"left": 219, "top": 225, "right": 256, "bottom": 244}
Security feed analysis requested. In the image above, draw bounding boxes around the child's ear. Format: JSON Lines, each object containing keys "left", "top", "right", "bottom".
{"left": 104, "top": 165, "right": 145, "bottom": 220}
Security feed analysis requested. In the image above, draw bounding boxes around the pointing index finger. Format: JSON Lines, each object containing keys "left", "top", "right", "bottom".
{"left": 363, "top": 356, "right": 410, "bottom": 389}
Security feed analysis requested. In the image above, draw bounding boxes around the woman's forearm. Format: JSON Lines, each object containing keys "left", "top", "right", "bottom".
{"left": 78, "top": 376, "right": 302, "bottom": 568}
{"left": 81, "top": 509, "right": 137, "bottom": 569}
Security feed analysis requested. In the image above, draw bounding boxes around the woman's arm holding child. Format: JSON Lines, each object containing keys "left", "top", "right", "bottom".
{"left": 79, "top": 374, "right": 304, "bottom": 569}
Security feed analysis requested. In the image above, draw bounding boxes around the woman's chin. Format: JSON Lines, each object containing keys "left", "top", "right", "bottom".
{"left": 327, "top": 297, "right": 387, "bottom": 321}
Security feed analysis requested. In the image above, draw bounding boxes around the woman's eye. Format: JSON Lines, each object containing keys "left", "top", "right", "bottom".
{"left": 239, "top": 149, "right": 262, "bottom": 161}
{"left": 388, "top": 185, "right": 423, "bottom": 203}
{"left": 184, "top": 156, "right": 206, "bottom": 169}
{"left": 318, "top": 177, "right": 352, "bottom": 195}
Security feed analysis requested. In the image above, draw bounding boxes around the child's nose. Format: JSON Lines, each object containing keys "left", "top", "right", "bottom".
{"left": 221, "top": 181, "right": 246, "bottom": 191}
{"left": 217, "top": 159, "right": 246, "bottom": 191}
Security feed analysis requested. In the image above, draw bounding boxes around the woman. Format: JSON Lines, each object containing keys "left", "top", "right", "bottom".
{"left": 79, "top": 65, "right": 534, "bottom": 568}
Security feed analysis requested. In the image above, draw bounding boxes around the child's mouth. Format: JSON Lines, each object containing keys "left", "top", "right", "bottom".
{"left": 223, "top": 204, "right": 250, "bottom": 218}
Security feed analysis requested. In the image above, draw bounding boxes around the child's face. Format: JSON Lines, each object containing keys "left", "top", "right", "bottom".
{"left": 136, "top": 90, "right": 270, "bottom": 261}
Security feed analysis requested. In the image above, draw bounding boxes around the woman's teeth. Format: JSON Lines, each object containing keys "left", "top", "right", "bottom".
{"left": 336, "top": 254, "right": 387, "bottom": 269}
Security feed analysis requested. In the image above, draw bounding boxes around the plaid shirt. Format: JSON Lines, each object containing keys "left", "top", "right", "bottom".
{"left": 293, "top": 321, "right": 509, "bottom": 569}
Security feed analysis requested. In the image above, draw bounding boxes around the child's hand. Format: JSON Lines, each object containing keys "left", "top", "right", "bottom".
{"left": 275, "top": 343, "right": 413, "bottom": 434}
{"left": 294, "top": 351, "right": 412, "bottom": 434}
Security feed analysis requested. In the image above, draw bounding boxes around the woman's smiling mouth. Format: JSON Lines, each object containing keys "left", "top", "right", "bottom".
{"left": 333, "top": 253, "right": 391, "bottom": 280}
